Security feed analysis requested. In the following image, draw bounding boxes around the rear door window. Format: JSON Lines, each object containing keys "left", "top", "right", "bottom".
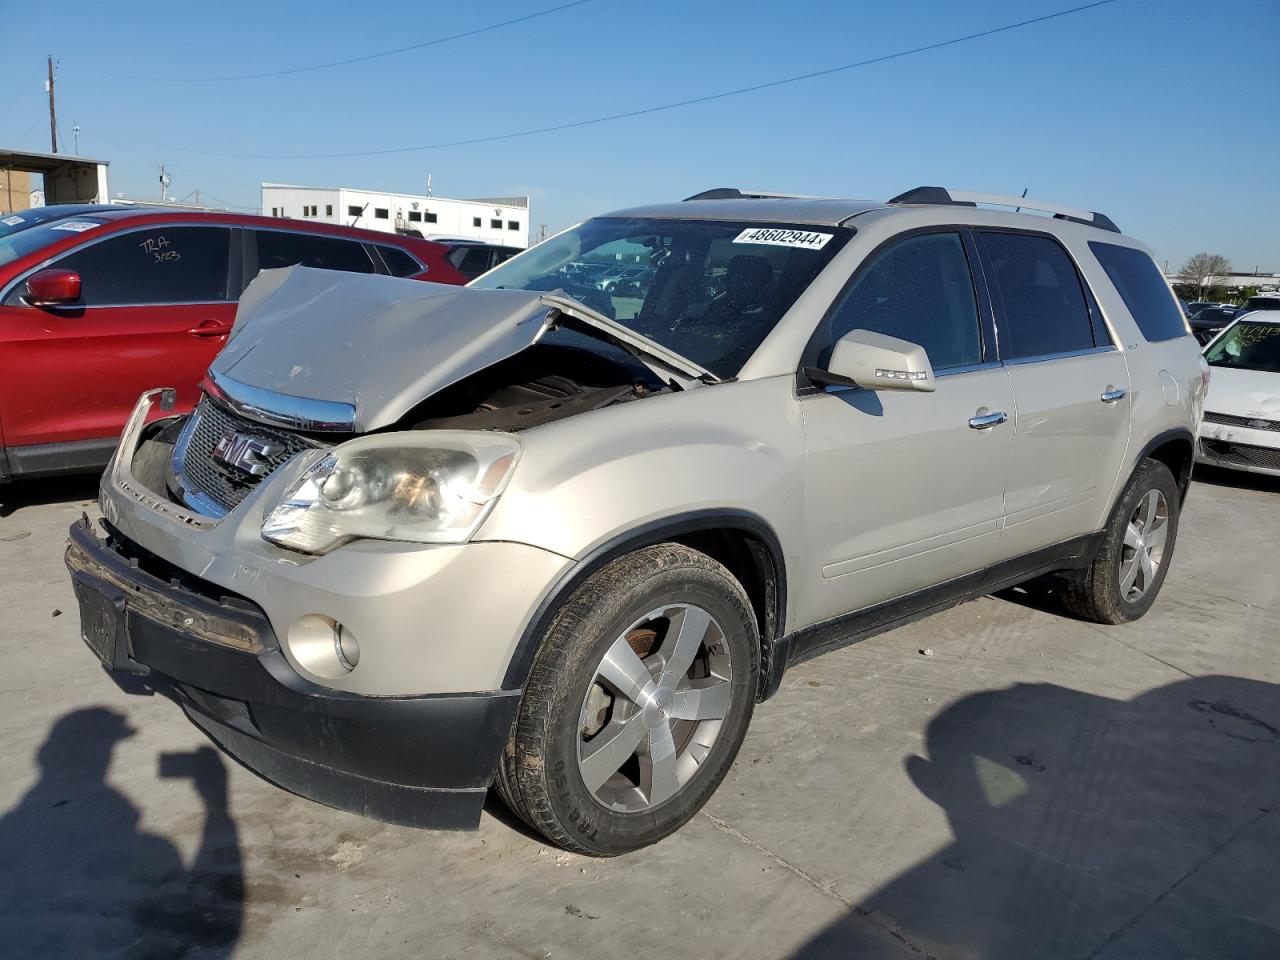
{"left": 1089, "top": 241, "right": 1186, "bottom": 342}
{"left": 820, "top": 232, "right": 983, "bottom": 370}
{"left": 44, "top": 226, "right": 231, "bottom": 306}
{"left": 377, "top": 245, "right": 424, "bottom": 277}
{"left": 980, "top": 232, "right": 1095, "bottom": 359}
{"left": 253, "top": 230, "right": 376, "bottom": 274}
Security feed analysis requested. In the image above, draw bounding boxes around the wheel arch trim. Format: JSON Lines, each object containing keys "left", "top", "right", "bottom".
{"left": 499, "top": 509, "right": 788, "bottom": 694}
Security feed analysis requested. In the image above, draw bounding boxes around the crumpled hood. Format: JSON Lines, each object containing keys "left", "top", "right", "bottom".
{"left": 1204, "top": 366, "right": 1280, "bottom": 419}
{"left": 211, "top": 266, "right": 715, "bottom": 432}
{"left": 213, "top": 267, "right": 564, "bottom": 432}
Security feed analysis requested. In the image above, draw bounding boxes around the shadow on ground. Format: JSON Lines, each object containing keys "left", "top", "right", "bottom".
{"left": 0, "top": 707, "right": 243, "bottom": 958}
{"left": 792, "top": 676, "right": 1280, "bottom": 959}
{"left": 1191, "top": 464, "right": 1280, "bottom": 495}
{"left": 0, "top": 473, "right": 102, "bottom": 517}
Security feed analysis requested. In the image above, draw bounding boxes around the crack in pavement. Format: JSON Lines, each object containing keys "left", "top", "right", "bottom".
{"left": 699, "top": 810, "right": 938, "bottom": 959}
{"left": 1082, "top": 805, "right": 1275, "bottom": 959}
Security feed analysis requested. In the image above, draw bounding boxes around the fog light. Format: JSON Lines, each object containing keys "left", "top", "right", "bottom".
{"left": 334, "top": 623, "right": 360, "bottom": 671}
{"left": 287, "top": 614, "right": 359, "bottom": 678}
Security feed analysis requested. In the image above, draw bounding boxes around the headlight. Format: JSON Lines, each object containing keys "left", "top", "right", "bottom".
{"left": 261, "top": 431, "right": 520, "bottom": 554}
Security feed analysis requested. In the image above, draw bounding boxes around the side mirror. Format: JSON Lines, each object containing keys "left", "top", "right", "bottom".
{"left": 25, "top": 268, "right": 82, "bottom": 306}
{"left": 807, "top": 328, "right": 936, "bottom": 392}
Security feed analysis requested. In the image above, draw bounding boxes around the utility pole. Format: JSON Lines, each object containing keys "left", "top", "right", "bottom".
{"left": 159, "top": 165, "right": 171, "bottom": 202}
{"left": 71, "top": 124, "right": 80, "bottom": 154}
{"left": 47, "top": 55, "right": 57, "bottom": 153}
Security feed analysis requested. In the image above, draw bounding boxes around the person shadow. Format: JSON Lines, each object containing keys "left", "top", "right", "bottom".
{"left": 791, "top": 676, "right": 1280, "bottom": 959}
{"left": 0, "top": 707, "right": 243, "bottom": 958}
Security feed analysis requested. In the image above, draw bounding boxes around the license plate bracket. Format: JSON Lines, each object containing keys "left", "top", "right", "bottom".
{"left": 72, "top": 573, "right": 129, "bottom": 668}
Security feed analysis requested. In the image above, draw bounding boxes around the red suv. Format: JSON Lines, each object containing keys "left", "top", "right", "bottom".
{"left": 0, "top": 205, "right": 463, "bottom": 481}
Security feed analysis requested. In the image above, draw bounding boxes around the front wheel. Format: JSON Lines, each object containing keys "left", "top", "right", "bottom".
{"left": 1060, "top": 458, "right": 1181, "bottom": 624}
{"left": 495, "top": 543, "right": 758, "bottom": 856}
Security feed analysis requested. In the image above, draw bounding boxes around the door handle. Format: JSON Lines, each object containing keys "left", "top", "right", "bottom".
{"left": 1100, "top": 387, "right": 1127, "bottom": 403}
{"left": 968, "top": 411, "right": 1008, "bottom": 430}
{"left": 187, "top": 319, "right": 231, "bottom": 338}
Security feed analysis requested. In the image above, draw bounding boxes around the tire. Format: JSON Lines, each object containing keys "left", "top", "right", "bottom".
{"left": 495, "top": 543, "right": 759, "bottom": 856}
{"left": 1060, "top": 458, "right": 1181, "bottom": 624}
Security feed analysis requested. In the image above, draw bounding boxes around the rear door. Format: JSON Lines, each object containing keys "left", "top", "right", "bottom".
{"left": 977, "top": 230, "right": 1131, "bottom": 559}
{"left": 242, "top": 229, "right": 378, "bottom": 292}
{"left": 799, "top": 229, "right": 1015, "bottom": 624}
{"left": 0, "top": 223, "right": 234, "bottom": 448}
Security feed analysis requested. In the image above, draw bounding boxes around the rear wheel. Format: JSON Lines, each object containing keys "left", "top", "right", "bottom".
{"left": 495, "top": 543, "right": 758, "bottom": 856}
{"left": 1060, "top": 458, "right": 1180, "bottom": 624}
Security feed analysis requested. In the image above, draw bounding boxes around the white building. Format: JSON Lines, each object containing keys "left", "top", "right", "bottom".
{"left": 261, "top": 183, "right": 530, "bottom": 248}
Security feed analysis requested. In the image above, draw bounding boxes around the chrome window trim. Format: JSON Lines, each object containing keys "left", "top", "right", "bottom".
{"left": 0, "top": 221, "right": 236, "bottom": 305}
{"left": 1002, "top": 345, "right": 1117, "bottom": 366}
{"left": 204, "top": 368, "right": 357, "bottom": 433}
{"left": 934, "top": 360, "right": 1004, "bottom": 378}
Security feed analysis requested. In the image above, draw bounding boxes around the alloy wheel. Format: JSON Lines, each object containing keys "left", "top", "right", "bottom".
{"left": 577, "top": 603, "right": 733, "bottom": 813}
{"left": 1118, "top": 488, "right": 1169, "bottom": 601}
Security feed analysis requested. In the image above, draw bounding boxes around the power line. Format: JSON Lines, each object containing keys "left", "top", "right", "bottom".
{"left": 109, "top": 0, "right": 592, "bottom": 82}
{"left": 128, "top": 0, "right": 1120, "bottom": 160}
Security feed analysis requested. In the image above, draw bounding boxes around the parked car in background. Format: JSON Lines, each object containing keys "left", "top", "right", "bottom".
{"left": 1186, "top": 300, "right": 1224, "bottom": 315}
{"left": 428, "top": 238, "right": 522, "bottom": 281}
{"left": 1198, "top": 313, "right": 1280, "bottom": 476}
{"left": 1238, "top": 294, "right": 1280, "bottom": 314}
{"left": 70, "top": 185, "right": 1203, "bottom": 855}
{"left": 0, "top": 206, "right": 457, "bottom": 481}
{"left": 1188, "top": 305, "right": 1238, "bottom": 344}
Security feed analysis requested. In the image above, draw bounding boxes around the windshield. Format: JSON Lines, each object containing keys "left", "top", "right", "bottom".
{"left": 1204, "top": 321, "right": 1280, "bottom": 373}
{"left": 472, "top": 217, "right": 850, "bottom": 376}
{"left": 0, "top": 215, "right": 109, "bottom": 270}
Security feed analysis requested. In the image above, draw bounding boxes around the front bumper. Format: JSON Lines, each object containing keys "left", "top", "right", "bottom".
{"left": 66, "top": 516, "right": 518, "bottom": 829}
{"left": 1196, "top": 422, "right": 1280, "bottom": 477}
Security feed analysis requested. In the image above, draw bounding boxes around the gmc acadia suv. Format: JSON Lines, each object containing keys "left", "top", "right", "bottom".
{"left": 67, "top": 186, "right": 1205, "bottom": 855}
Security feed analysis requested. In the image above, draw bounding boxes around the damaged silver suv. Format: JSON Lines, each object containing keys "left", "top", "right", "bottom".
{"left": 68, "top": 187, "right": 1205, "bottom": 855}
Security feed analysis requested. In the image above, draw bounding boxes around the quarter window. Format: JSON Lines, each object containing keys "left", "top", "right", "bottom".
{"left": 377, "top": 245, "right": 422, "bottom": 278}
{"left": 253, "top": 231, "right": 376, "bottom": 274}
{"left": 981, "top": 232, "right": 1095, "bottom": 359}
{"left": 49, "top": 226, "right": 231, "bottom": 306}
{"left": 820, "top": 232, "right": 982, "bottom": 371}
{"left": 1089, "top": 241, "right": 1186, "bottom": 342}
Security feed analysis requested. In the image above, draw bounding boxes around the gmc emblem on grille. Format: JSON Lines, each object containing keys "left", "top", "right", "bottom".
{"left": 212, "top": 433, "right": 282, "bottom": 477}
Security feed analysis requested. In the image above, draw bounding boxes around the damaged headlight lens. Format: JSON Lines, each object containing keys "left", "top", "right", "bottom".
{"left": 261, "top": 431, "right": 521, "bottom": 554}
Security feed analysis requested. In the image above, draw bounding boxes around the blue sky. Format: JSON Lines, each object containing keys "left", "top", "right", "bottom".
{"left": 5, "top": 0, "right": 1278, "bottom": 270}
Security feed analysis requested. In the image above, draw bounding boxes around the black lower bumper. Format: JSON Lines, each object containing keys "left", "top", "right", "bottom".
{"left": 65, "top": 517, "right": 518, "bottom": 830}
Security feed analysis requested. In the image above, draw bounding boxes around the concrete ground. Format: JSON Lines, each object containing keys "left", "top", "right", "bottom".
{"left": 0, "top": 467, "right": 1277, "bottom": 960}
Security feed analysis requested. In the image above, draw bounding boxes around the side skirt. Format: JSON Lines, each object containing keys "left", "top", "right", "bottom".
{"left": 3, "top": 438, "right": 117, "bottom": 479}
{"left": 761, "top": 531, "right": 1103, "bottom": 698}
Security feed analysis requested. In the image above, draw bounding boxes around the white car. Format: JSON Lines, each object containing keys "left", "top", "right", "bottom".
{"left": 1198, "top": 312, "right": 1280, "bottom": 476}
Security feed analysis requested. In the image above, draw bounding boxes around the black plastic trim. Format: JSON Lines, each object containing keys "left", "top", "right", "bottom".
{"left": 777, "top": 531, "right": 1103, "bottom": 678}
{"left": 500, "top": 509, "right": 789, "bottom": 696}
{"left": 887, "top": 186, "right": 977, "bottom": 207}
{"left": 1131, "top": 427, "right": 1197, "bottom": 503}
{"left": 4, "top": 437, "right": 117, "bottom": 477}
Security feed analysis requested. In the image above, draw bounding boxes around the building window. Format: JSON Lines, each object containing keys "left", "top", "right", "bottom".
{"left": 271, "top": 207, "right": 279, "bottom": 217}
{"left": 408, "top": 211, "right": 422, "bottom": 222}
{"left": 490, "top": 219, "right": 502, "bottom": 229}
{"left": 325, "top": 204, "right": 333, "bottom": 216}
{"left": 507, "top": 220, "right": 520, "bottom": 231}
{"left": 347, "top": 205, "right": 363, "bottom": 218}
{"left": 375, "top": 208, "right": 390, "bottom": 219}
{"left": 425, "top": 212, "right": 438, "bottom": 224}
{"left": 472, "top": 217, "right": 482, "bottom": 228}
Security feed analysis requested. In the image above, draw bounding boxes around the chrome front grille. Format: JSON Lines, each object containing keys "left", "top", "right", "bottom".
{"left": 174, "top": 397, "right": 321, "bottom": 515}
{"left": 1203, "top": 411, "right": 1280, "bottom": 432}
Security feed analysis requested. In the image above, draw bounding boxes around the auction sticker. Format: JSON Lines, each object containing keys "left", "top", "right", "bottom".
{"left": 51, "top": 221, "right": 99, "bottom": 233}
{"left": 733, "top": 227, "right": 832, "bottom": 250}
{"left": 2, "top": 215, "right": 23, "bottom": 226}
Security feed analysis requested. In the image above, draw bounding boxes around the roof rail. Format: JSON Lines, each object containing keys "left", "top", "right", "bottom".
{"left": 684, "top": 187, "right": 826, "bottom": 202}
{"left": 887, "top": 186, "right": 1120, "bottom": 233}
